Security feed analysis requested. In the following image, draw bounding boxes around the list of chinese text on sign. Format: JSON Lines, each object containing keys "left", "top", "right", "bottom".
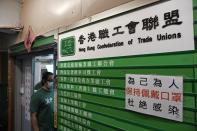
{"left": 125, "top": 74, "right": 183, "bottom": 122}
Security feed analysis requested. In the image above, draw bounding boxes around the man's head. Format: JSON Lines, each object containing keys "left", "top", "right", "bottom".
{"left": 41, "top": 71, "right": 53, "bottom": 90}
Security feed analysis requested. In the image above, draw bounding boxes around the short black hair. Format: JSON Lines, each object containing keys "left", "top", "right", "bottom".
{"left": 41, "top": 71, "right": 53, "bottom": 86}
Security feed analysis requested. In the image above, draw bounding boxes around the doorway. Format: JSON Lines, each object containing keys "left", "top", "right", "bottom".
{"left": 32, "top": 54, "right": 54, "bottom": 93}
{"left": 14, "top": 53, "right": 56, "bottom": 131}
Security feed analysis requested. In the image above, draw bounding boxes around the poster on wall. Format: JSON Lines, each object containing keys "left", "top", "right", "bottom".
{"left": 125, "top": 74, "right": 183, "bottom": 122}
{"left": 58, "top": 0, "right": 194, "bottom": 61}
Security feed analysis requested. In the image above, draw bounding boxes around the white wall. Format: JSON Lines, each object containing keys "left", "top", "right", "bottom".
{"left": 0, "top": 0, "right": 21, "bottom": 28}
{"left": 16, "top": 0, "right": 133, "bottom": 43}
{"left": 14, "top": 0, "right": 160, "bottom": 44}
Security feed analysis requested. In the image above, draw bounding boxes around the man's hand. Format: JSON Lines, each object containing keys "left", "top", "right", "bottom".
{"left": 31, "top": 112, "right": 39, "bottom": 131}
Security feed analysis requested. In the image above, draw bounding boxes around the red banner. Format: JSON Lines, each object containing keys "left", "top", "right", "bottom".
{"left": 24, "top": 26, "right": 36, "bottom": 52}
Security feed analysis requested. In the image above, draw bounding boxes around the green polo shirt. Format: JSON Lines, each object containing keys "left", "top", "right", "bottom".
{"left": 30, "top": 87, "right": 54, "bottom": 131}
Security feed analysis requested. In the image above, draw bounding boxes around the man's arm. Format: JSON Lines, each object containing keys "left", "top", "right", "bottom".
{"left": 31, "top": 112, "right": 39, "bottom": 131}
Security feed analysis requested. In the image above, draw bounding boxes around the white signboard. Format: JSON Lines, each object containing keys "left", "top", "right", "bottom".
{"left": 125, "top": 74, "right": 183, "bottom": 122}
{"left": 58, "top": 0, "right": 194, "bottom": 61}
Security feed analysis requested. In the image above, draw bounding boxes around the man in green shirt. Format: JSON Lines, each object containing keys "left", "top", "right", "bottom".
{"left": 30, "top": 72, "right": 54, "bottom": 131}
